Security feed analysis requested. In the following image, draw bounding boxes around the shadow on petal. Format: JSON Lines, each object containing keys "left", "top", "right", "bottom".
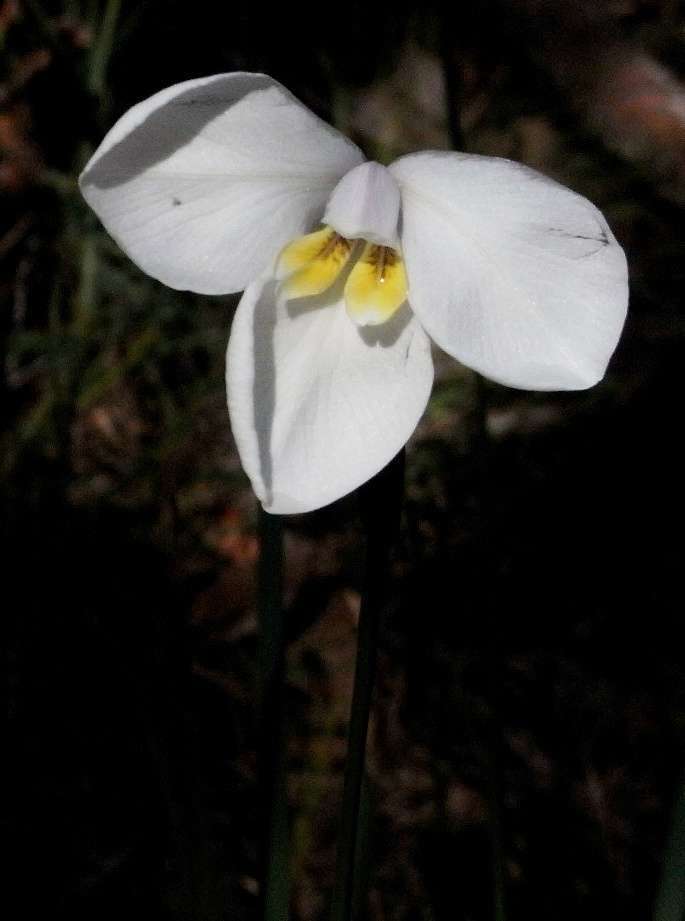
{"left": 251, "top": 279, "right": 280, "bottom": 507}
{"left": 285, "top": 278, "right": 412, "bottom": 351}
{"left": 81, "top": 74, "right": 275, "bottom": 190}
{"left": 358, "top": 302, "right": 412, "bottom": 349}
{"left": 285, "top": 268, "right": 349, "bottom": 320}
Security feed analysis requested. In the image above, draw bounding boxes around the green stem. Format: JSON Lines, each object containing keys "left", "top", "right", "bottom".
{"left": 440, "top": 2, "right": 466, "bottom": 151}
{"left": 330, "top": 450, "right": 405, "bottom": 921}
{"left": 653, "top": 768, "right": 685, "bottom": 921}
{"left": 257, "top": 510, "right": 290, "bottom": 921}
{"left": 87, "top": 0, "right": 122, "bottom": 100}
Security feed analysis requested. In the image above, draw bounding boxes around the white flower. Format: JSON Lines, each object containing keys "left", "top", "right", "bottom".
{"left": 79, "top": 72, "right": 629, "bottom": 514}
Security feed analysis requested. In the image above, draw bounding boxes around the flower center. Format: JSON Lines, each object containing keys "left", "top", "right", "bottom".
{"left": 276, "top": 226, "right": 408, "bottom": 327}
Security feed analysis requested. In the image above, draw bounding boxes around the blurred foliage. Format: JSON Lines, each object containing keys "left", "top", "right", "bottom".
{"left": 3, "top": 1, "right": 685, "bottom": 920}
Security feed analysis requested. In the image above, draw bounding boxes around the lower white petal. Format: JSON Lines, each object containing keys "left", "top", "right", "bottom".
{"left": 79, "top": 73, "right": 363, "bottom": 295}
{"left": 226, "top": 277, "right": 434, "bottom": 513}
{"left": 391, "top": 152, "right": 629, "bottom": 391}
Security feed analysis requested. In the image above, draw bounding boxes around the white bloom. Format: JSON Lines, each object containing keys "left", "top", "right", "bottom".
{"left": 79, "top": 72, "right": 629, "bottom": 514}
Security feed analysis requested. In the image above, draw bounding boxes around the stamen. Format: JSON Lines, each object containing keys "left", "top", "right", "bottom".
{"left": 277, "top": 226, "right": 353, "bottom": 300}
{"left": 344, "top": 242, "right": 408, "bottom": 326}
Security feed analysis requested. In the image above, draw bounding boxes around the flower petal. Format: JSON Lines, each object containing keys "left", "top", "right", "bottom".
{"left": 323, "top": 161, "right": 401, "bottom": 247}
{"left": 344, "top": 243, "right": 408, "bottom": 327}
{"left": 226, "top": 277, "right": 434, "bottom": 513}
{"left": 276, "top": 227, "right": 354, "bottom": 299}
{"left": 391, "top": 152, "right": 629, "bottom": 390}
{"left": 79, "top": 73, "right": 363, "bottom": 295}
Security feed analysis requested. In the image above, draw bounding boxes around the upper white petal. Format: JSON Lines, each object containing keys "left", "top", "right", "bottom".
{"left": 226, "top": 276, "right": 434, "bottom": 513}
{"left": 79, "top": 73, "right": 364, "bottom": 295}
{"left": 390, "top": 152, "right": 629, "bottom": 390}
{"left": 323, "top": 161, "right": 400, "bottom": 247}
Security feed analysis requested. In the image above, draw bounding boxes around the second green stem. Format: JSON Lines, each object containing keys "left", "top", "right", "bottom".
{"left": 330, "top": 450, "right": 405, "bottom": 921}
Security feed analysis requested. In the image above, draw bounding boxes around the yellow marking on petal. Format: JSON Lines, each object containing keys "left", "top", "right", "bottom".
{"left": 344, "top": 242, "right": 408, "bottom": 326}
{"left": 277, "top": 226, "right": 353, "bottom": 299}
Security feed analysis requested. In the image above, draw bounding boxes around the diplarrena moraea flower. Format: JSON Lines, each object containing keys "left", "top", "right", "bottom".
{"left": 79, "top": 72, "right": 629, "bottom": 514}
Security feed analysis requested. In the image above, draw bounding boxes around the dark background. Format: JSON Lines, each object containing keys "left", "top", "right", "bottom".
{"left": 3, "top": 1, "right": 685, "bottom": 919}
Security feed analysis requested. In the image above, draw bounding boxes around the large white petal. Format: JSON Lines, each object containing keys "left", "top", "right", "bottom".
{"left": 226, "top": 277, "right": 434, "bottom": 513}
{"left": 79, "top": 73, "right": 363, "bottom": 295}
{"left": 390, "top": 152, "right": 629, "bottom": 390}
